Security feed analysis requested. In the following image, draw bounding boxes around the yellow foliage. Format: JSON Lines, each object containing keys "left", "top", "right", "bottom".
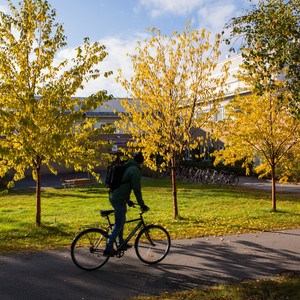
{"left": 117, "top": 21, "right": 230, "bottom": 171}
{"left": 212, "top": 91, "right": 300, "bottom": 182}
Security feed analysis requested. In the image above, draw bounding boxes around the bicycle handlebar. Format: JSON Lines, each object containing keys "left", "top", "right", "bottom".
{"left": 127, "top": 201, "right": 149, "bottom": 213}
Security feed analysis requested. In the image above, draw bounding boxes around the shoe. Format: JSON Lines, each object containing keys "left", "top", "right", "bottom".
{"left": 118, "top": 243, "right": 132, "bottom": 251}
{"left": 103, "top": 249, "right": 117, "bottom": 257}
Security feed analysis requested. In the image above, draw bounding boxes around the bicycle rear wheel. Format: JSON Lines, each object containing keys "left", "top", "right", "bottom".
{"left": 71, "top": 228, "right": 109, "bottom": 270}
{"left": 135, "top": 225, "right": 170, "bottom": 264}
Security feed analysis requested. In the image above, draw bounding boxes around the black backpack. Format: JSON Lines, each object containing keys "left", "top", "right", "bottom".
{"left": 105, "top": 160, "right": 128, "bottom": 192}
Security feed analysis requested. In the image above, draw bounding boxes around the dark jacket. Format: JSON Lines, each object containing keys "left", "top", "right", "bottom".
{"left": 109, "top": 159, "right": 145, "bottom": 206}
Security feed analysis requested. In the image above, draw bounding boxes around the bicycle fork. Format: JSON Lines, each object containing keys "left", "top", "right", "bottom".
{"left": 144, "top": 228, "right": 156, "bottom": 247}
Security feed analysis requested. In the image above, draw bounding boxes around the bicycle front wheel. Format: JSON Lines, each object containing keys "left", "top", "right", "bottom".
{"left": 229, "top": 175, "right": 239, "bottom": 186}
{"left": 71, "top": 228, "right": 109, "bottom": 270}
{"left": 135, "top": 225, "right": 170, "bottom": 264}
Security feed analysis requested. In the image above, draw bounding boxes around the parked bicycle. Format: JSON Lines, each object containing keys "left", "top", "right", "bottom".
{"left": 160, "top": 166, "right": 239, "bottom": 187}
{"left": 71, "top": 205, "right": 171, "bottom": 270}
{"left": 218, "top": 170, "right": 239, "bottom": 186}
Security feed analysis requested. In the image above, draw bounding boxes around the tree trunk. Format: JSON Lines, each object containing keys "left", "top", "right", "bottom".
{"left": 36, "top": 165, "right": 42, "bottom": 226}
{"left": 271, "top": 164, "right": 276, "bottom": 212}
{"left": 171, "top": 157, "right": 178, "bottom": 219}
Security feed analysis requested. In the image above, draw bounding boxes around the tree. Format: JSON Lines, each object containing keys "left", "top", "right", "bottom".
{"left": 212, "top": 91, "right": 300, "bottom": 211}
{"left": 226, "top": 0, "right": 300, "bottom": 117}
{"left": 215, "top": 0, "right": 300, "bottom": 211}
{"left": 117, "top": 23, "right": 229, "bottom": 218}
{"left": 0, "top": 0, "right": 112, "bottom": 226}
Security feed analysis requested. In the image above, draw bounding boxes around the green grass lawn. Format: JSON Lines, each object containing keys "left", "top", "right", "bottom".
{"left": 0, "top": 177, "right": 299, "bottom": 253}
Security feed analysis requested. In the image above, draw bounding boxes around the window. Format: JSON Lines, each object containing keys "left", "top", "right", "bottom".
{"left": 214, "top": 107, "right": 224, "bottom": 122}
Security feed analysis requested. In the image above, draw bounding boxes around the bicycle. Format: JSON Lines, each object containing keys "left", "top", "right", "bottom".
{"left": 70, "top": 205, "right": 171, "bottom": 271}
{"left": 218, "top": 170, "right": 239, "bottom": 186}
{"left": 228, "top": 172, "right": 239, "bottom": 186}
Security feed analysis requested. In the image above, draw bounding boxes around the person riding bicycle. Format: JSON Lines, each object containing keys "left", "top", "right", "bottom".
{"left": 103, "top": 152, "right": 149, "bottom": 257}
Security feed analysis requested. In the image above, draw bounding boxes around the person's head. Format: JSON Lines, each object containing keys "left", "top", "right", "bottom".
{"left": 133, "top": 152, "right": 144, "bottom": 165}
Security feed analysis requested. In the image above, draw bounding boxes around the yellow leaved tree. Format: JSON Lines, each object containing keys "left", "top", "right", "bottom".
{"left": 117, "top": 23, "right": 229, "bottom": 218}
{"left": 213, "top": 0, "right": 300, "bottom": 212}
{"left": 0, "top": 0, "right": 112, "bottom": 226}
{"left": 212, "top": 91, "right": 300, "bottom": 211}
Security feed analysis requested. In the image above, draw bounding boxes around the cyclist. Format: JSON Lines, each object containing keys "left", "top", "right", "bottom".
{"left": 103, "top": 152, "right": 149, "bottom": 257}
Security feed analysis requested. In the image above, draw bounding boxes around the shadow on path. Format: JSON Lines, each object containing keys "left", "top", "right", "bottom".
{"left": 1, "top": 230, "right": 299, "bottom": 300}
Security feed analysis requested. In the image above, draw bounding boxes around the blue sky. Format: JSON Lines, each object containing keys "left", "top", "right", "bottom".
{"left": 48, "top": 0, "right": 249, "bottom": 47}
{"left": 0, "top": 0, "right": 252, "bottom": 97}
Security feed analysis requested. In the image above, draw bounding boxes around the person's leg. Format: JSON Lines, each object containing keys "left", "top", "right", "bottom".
{"left": 105, "top": 201, "right": 126, "bottom": 250}
{"left": 117, "top": 203, "right": 127, "bottom": 245}
{"left": 116, "top": 205, "right": 132, "bottom": 250}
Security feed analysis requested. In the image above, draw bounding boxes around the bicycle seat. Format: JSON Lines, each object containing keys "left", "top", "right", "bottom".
{"left": 100, "top": 210, "right": 114, "bottom": 217}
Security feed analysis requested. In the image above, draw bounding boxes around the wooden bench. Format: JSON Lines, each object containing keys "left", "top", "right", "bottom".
{"left": 61, "top": 177, "right": 96, "bottom": 188}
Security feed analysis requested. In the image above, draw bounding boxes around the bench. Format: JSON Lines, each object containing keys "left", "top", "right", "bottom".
{"left": 61, "top": 177, "right": 96, "bottom": 188}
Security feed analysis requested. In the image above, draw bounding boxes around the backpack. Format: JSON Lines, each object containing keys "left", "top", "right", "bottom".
{"left": 105, "top": 160, "right": 128, "bottom": 192}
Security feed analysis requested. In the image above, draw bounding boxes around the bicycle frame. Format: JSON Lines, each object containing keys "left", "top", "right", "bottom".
{"left": 101, "top": 210, "right": 149, "bottom": 252}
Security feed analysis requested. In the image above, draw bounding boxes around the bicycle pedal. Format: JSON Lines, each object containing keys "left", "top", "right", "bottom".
{"left": 116, "top": 251, "right": 124, "bottom": 258}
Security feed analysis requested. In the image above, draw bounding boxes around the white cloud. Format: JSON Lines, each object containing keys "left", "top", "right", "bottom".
{"left": 78, "top": 37, "right": 136, "bottom": 97}
{"left": 197, "top": 1, "right": 236, "bottom": 32}
{"left": 139, "top": 0, "right": 245, "bottom": 34}
{"left": 66, "top": 35, "right": 143, "bottom": 97}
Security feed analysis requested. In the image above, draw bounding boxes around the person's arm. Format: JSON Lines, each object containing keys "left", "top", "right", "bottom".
{"left": 130, "top": 168, "right": 145, "bottom": 207}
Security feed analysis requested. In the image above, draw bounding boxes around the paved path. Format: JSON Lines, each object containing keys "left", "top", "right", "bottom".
{"left": 1, "top": 229, "right": 300, "bottom": 300}
{"left": 238, "top": 176, "right": 300, "bottom": 193}
{"left": 13, "top": 173, "right": 300, "bottom": 193}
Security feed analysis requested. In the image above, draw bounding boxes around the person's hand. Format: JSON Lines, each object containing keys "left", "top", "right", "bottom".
{"left": 140, "top": 205, "right": 149, "bottom": 212}
{"left": 127, "top": 200, "right": 134, "bottom": 207}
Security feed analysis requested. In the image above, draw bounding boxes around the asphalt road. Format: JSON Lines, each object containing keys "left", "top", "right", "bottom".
{"left": 1, "top": 229, "right": 300, "bottom": 300}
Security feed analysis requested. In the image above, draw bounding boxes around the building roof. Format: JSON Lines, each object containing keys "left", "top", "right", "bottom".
{"left": 92, "top": 98, "right": 127, "bottom": 113}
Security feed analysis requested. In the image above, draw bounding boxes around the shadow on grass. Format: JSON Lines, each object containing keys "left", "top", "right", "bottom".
{"left": 0, "top": 221, "right": 73, "bottom": 253}
{"left": 3, "top": 184, "right": 109, "bottom": 199}
{"left": 173, "top": 180, "right": 300, "bottom": 203}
